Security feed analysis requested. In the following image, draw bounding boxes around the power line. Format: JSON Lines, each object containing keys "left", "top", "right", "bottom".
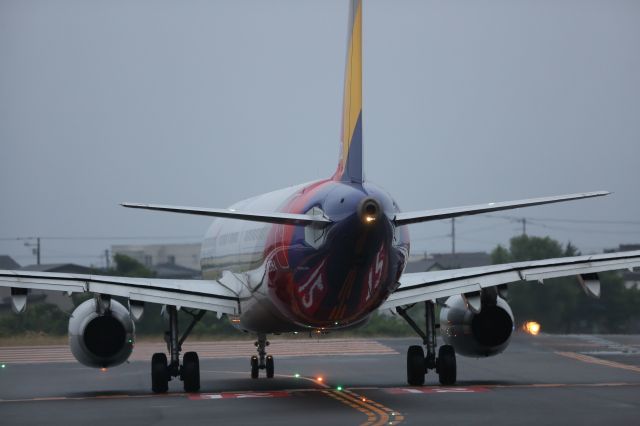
{"left": 0, "top": 235, "right": 201, "bottom": 242}
{"left": 527, "top": 221, "right": 640, "bottom": 235}
{"left": 485, "top": 214, "right": 640, "bottom": 226}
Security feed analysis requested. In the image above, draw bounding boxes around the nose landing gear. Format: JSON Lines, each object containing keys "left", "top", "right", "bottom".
{"left": 397, "top": 301, "right": 457, "bottom": 386}
{"left": 251, "top": 334, "right": 275, "bottom": 378}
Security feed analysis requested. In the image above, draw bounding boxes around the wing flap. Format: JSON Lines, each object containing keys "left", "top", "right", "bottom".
{"left": 382, "top": 250, "right": 640, "bottom": 310}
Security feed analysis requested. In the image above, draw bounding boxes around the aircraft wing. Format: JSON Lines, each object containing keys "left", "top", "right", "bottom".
{"left": 393, "top": 191, "right": 608, "bottom": 225}
{"left": 0, "top": 269, "right": 247, "bottom": 314}
{"left": 381, "top": 250, "right": 640, "bottom": 310}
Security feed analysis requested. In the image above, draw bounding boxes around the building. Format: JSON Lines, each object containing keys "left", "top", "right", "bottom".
{"left": 0, "top": 260, "right": 91, "bottom": 311}
{"left": 151, "top": 262, "right": 201, "bottom": 279}
{"left": 111, "top": 243, "right": 201, "bottom": 271}
{"left": 0, "top": 255, "right": 20, "bottom": 270}
{"left": 405, "top": 252, "right": 491, "bottom": 273}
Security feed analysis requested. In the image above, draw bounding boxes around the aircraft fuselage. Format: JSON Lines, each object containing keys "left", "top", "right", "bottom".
{"left": 200, "top": 179, "right": 410, "bottom": 333}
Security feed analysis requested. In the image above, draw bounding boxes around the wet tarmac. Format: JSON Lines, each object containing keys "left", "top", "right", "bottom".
{"left": 1, "top": 334, "right": 639, "bottom": 425}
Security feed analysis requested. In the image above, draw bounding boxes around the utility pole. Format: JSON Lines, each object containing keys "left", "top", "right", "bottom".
{"left": 451, "top": 218, "right": 456, "bottom": 255}
{"left": 521, "top": 218, "right": 527, "bottom": 236}
{"left": 105, "top": 249, "right": 110, "bottom": 270}
{"left": 22, "top": 237, "right": 41, "bottom": 265}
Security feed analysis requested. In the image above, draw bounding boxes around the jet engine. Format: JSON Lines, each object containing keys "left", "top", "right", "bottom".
{"left": 439, "top": 294, "right": 514, "bottom": 357}
{"left": 68, "top": 298, "right": 135, "bottom": 368}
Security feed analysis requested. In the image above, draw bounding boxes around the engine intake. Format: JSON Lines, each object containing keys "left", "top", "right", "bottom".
{"left": 68, "top": 298, "right": 135, "bottom": 368}
{"left": 440, "top": 295, "right": 514, "bottom": 357}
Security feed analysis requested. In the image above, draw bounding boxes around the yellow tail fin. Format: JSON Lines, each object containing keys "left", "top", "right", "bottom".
{"left": 334, "top": 0, "right": 363, "bottom": 183}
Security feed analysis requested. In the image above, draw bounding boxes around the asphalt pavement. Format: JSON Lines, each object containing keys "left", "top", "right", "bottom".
{"left": 1, "top": 334, "right": 639, "bottom": 425}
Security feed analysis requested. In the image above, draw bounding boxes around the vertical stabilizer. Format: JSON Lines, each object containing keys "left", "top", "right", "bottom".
{"left": 333, "top": 0, "right": 363, "bottom": 183}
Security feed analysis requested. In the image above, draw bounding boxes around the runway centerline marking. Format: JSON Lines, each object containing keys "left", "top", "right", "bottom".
{"left": 322, "top": 389, "right": 403, "bottom": 426}
{"left": 556, "top": 351, "right": 640, "bottom": 373}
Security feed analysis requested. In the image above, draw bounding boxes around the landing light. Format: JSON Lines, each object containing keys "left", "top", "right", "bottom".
{"left": 316, "top": 376, "right": 324, "bottom": 382}
{"left": 364, "top": 215, "right": 376, "bottom": 223}
{"left": 523, "top": 321, "right": 541, "bottom": 336}
{"left": 100, "top": 368, "right": 108, "bottom": 372}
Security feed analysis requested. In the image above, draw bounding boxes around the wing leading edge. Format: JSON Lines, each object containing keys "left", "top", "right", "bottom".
{"left": 0, "top": 270, "right": 246, "bottom": 314}
{"left": 121, "top": 203, "right": 331, "bottom": 226}
{"left": 381, "top": 250, "right": 640, "bottom": 310}
{"left": 394, "top": 191, "right": 609, "bottom": 226}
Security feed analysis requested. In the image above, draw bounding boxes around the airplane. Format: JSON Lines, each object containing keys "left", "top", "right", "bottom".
{"left": 1, "top": 0, "right": 640, "bottom": 393}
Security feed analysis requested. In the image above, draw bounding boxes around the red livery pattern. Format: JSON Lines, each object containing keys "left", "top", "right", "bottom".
{"left": 262, "top": 179, "right": 409, "bottom": 330}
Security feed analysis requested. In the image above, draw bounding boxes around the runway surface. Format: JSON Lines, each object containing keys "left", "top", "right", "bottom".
{"left": 1, "top": 334, "right": 639, "bottom": 425}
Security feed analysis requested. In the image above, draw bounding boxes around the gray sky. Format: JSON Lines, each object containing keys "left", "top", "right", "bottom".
{"left": 1, "top": 0, "right": 639, "bottom": 267}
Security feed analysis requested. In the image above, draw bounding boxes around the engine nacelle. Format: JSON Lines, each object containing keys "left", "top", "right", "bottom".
{"left": 68, "top": 298, "right": 135, "bottom": 368}
{"left": 440, "top": 295, "right": 514, "bottom": 357}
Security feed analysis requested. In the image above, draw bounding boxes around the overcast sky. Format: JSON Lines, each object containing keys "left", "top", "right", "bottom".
{"left": 1, "top": 0, "right": 639, "bottom": 267}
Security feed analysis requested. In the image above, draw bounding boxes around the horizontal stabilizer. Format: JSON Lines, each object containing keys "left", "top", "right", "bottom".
{"left": 393, "top": 191, "right": 609, "bottom": 226}
{"left": 121, "top": 203, "right": 331, "bottom": 226}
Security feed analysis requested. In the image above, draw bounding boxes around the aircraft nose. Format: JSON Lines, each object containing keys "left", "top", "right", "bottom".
{"left": 358, "top": 197, "right": 381, "bottom": 225}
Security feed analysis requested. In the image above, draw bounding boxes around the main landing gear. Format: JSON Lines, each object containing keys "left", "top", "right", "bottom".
{"left": 151, "top": 306, "right": 206, "bottom": 393}
{"left": 251, "top": 333, "right": 274, "bottom": 379}
{"left": 396, "top": 301, "right": 456, "bottom": 386}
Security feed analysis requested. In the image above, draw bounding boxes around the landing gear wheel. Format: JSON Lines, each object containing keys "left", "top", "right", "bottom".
{"left": 437, "top": 345, "right": 456, "bottom": 385}
{"left": 151, "top": 352, "right": 169, "bottom": 393}
{"left": 182, "top": 351, "right": 200, "bottom": 392}
{"left": 250, "top": 355, "right": 259, "bottom": 379}
{"left": 266, "top": 355, "right": 274, "bottom": 378}
{"left": 407, "top": 345, "right": 425, "bottom": 386}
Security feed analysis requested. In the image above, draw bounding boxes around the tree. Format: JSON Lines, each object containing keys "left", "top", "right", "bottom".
{"left": 492, "top": 235, "right": 640, "bottom": 333}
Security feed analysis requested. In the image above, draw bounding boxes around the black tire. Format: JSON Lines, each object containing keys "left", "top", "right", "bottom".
{"left": 151, "top": 352, "right": 168, "bottom": 393}
{"left": 437, "top": 345, "right": 457, "bottom": 385}
{"left": 182, "top": 351, "right": 200, "bottom": 392}
{"left": 266, "top": 355, "right": 274, "bottom": 378}
{"left": 407, "top": 345, "right": 425, "bottom": 386}
{"left": 251, "top": 355, "right": 259, "bottom": 379}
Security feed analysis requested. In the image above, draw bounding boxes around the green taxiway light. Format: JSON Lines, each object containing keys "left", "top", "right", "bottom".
{"left": 294, "top": 373, "right": 300, "bottom": 378}
{"left": 336, "top": 386, "right": 343, "bottom": 391}
{"left": 1, "top": 364, "right": 5, "bottom": 368}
